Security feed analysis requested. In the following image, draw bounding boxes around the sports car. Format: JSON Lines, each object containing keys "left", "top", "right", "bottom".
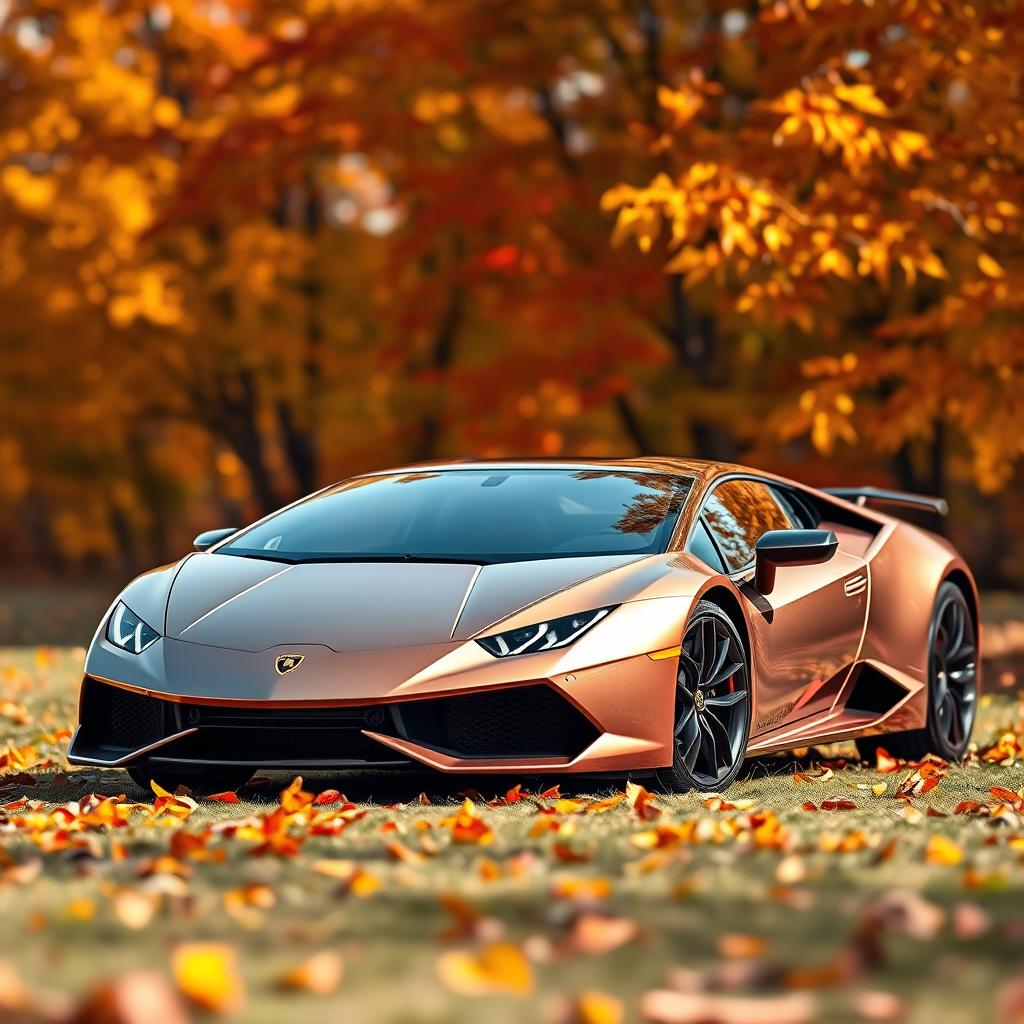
{"left": 68, "top": 459, "right": 980, "bottom": 793}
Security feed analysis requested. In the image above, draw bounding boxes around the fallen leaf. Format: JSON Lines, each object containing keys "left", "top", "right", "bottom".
{"left": 925, "top": 834, "right": 964, "bottom": 866}
{"left": 207, "top": 791, "right": 240, "bottom": 804}
{"left": 172, "top": 942, "right": 245, "bottom": 1015}
{"left": 641, "top": 989, "right": 815, "bottom": 1023}
{"left": 565, "top": 990, "right": 624, "bottom": 1024}
{"left": 626, "top": 781, "right": 662, "bottom": 821}
{"left": 564, "top": 913, "right": 640, "bottom": 956}
{"left": 717, "top": 934, "right": 767, "bottom": 959}
{"left": 277, "top": 951, "right": 344, "bottom": 996}
{"left": 72, "top": 972, "right": 190, "bottom": 1024}
{"left": 437, "top": 942, "right": 533, "bottom": 997}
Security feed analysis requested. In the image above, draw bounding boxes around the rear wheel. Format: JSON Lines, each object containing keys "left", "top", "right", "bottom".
{"left": 655, "top": 601, "right": 751, "bottom": 793}
{"left": 126, "top": 765, "right": 253, "bottom": 795}
{"left": 856, "top": 582, "right": 977, "bottom": 763}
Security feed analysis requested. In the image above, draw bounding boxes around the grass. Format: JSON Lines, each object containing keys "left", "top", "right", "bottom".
{"left": 2, "top": 644, "right": 1024, "bottom": 1023}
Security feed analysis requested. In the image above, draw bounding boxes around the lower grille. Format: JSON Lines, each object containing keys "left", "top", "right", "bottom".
{"left": 163, "top": 718, "right": 396, "bottom": 764}
{"left": 396, "top": 684, "right": 599, "bottom": 759}
{"left": 73, "top": 678, "right": 599, "bottom": 766}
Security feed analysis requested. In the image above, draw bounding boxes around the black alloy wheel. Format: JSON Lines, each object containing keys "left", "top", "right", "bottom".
{"left": 856, "top": 581, "right": 977, "bottom": 763}
{"left": 655, "top": 600, "right": 751, "bottom": 793}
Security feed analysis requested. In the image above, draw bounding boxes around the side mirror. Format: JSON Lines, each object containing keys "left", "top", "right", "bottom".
{"left": 754, "top": 529, "right": 838, "bottom": 595}
{"left": 193, "top": 527, "right": 238, "bottom": 552}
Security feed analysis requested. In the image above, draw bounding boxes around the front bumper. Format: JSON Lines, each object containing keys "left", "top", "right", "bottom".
{"left": 70, "top": 599, "right": 689, "bottom": 774}
{"left": 68, "top": 677, "right": 611, "bottom": 771}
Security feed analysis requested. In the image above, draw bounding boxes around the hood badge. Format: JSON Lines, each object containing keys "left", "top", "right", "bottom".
{"left": 275, "top": 653, "right": 305, "bottom": 675}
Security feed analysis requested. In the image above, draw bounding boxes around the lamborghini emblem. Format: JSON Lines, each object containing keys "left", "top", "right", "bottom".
{"left": 275, "top": 653, "right": 305, "bottom": 675}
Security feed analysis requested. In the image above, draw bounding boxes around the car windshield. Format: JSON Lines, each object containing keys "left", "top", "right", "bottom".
{"left": 218, "top": 469, "right": 692, "bottom": 564}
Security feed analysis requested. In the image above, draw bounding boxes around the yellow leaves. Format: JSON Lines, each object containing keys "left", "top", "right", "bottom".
{"left": 413, "top": 89, "right": 463, "bottom": 123}
{"left": 818, "top": 247, "right": 855, "bottom": 279}
{"left": 625, "top": 781, "right": 661, "bottom": 822}
{"left": 255, "top": 83, "right": 301, "bottom": 118}
{"left": 0, "top": 742, "right": 39, "bottom": 774}
{"left": 437, "top": 943, "right": 533, "bottom": 998}
{"left": 833, "top": 84, "right": 891, "bottom": 117}
{"left": 440, "top": 799, "right": 494, "bottom": 846}
{"left": 567, "top": 990, "right": 624, "bottom": 1024}
{"left": 658, "top": 84, "right": 704, "bottom": 129}
{"left": 172, "top": 943, "right": 246, "bottom": 1015}
{"left": 925, "top": 835, "right": 964, "bottom": 866}
{"left": 150, "top": 780, "right": 198, "bottom": 821}
{"left": 1, "top": 167, "right": 58, "bottom": 213}
{"left": 108, "top": 266, "right": 184, "bottom": 328}
{"left": 279, "top": 776, "right": 314, "bottom": 814}
{"left": 978, "top": 252, "right": 1005, "bottom": 278}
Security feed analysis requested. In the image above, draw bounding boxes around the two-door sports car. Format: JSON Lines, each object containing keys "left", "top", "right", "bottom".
{"left": 68, "top": 458, "right": 979, "bottom": 793}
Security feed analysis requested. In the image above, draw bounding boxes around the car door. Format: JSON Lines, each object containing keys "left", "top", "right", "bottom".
{"left": 693, "top": 477, "right": 869, "bottom": 740}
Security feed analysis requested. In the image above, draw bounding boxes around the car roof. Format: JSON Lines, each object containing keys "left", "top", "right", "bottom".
{"left": 351, "top": 457, "right": 737, "bottom": 487}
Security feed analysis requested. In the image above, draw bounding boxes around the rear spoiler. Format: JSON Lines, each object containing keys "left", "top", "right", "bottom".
{"left": 823, "top": 486, "right": 948, "bottom": 517}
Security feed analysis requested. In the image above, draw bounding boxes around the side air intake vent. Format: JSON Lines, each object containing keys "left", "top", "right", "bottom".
{"left": 844, "top": 664, "right": 909, "bottom": 716}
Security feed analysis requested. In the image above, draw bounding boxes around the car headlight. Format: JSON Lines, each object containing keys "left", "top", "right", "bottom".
{"left": 106, "top": 601, "right": 160, "bottom": 654}
{"left": 476, "top": 607, "right": 615, "bottom": 657}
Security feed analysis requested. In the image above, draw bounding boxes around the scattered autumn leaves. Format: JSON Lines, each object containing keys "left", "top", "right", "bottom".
{"left": 5, "top": 655, "right": 1024, "bottom": 1020}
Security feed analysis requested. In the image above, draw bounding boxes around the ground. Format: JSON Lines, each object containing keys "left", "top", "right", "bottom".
{"left": 2, "top": 635, "right": 1024, "bottom": 1023}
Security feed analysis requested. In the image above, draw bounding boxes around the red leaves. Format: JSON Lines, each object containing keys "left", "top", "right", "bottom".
{"left": 313, "top": 788, "right": 347, "bottom": 806}
{"left": 874, "top": 747, "right": 901, "bottom": 773}
{"left": 820, "top": 798, "right": 857, "bottom": 811}
{"left": 206, "top": 791, "right": 239, "bottom": 804}
{"left": 440, "top": 799, "right": 494, "bottom": 845}
{"left": 895, "top": 761, "right": 947, "bottom": 799}
{"left": 625, "top": 781, "right": 661, "bottom": 822}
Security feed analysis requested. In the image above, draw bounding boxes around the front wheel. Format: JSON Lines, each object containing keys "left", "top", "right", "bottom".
{"left": 126, "top": 765, "right": 253, "bottom": 795}
{"left": 655, "top": 600, "right": 752, "bottom": 793}
{"left": 856, "top": 581, "right": 977, "bottom": 764}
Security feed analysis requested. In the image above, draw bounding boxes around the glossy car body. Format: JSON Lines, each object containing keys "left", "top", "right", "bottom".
{"left": 68, "top": 458, "right": 980, "bottom": 779}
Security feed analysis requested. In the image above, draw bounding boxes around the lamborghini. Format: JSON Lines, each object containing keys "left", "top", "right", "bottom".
{"left": 68, "top": 459, "right": 980, "bottom": 793}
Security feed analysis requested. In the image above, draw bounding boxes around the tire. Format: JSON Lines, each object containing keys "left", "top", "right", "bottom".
{"left": 126, "top": 765, "right": 254, "bottom": 795}
{"left": 856, "top": 581, "right": 977, "bottom": 764}
{"left": 655, "top": 600, "right": 752, "bottom": 794}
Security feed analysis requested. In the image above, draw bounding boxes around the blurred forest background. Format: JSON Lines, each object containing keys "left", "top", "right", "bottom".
{"left": 1, "top": 0, "right": 1022, "bottom": 608}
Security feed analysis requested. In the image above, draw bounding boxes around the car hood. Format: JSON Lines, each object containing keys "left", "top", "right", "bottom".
{"left": 163, "top": 552, "right": 649, "bottom": 653}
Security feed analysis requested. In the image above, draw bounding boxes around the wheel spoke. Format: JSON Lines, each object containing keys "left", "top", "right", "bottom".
{"left": 699, "top": 618, "right": 717, "bottom": 679}
{"left": 707, "top": 654, "right": 743, "bottom": 690}
{"left": 705, "top": 634, "right": 729, "bottom": 686}
{"left": 946, "top": 694, "right": 964, "bottom": 746}
{"left": 697, "top": 714, "right": 720, "bottom": 771}
{"left": 935, "top": 689, "right": 952, "bottom": 731}
{"left": 679, "top": 647, "right": 701, "bottom": 682}
{"left": 705, "top": 689, "right": 747, "bottom": 709}
{"left": 674, "top": 704, "right": 697, "bottom": 739}
{"left": 703, "top": 708, "right": 733, "bottom": 764}
{"left": 681, "top": 725, "right": 701, "bottom": 771}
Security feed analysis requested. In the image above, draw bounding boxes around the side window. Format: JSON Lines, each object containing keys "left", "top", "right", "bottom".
{"left": 703, "top": 479, "right": 794, "bottom": 572}
{"left": 688, "top": 519, "right": 726, "bottom": 572}
{"left": 772, "top": 486, "right": 820, "bottom": 529}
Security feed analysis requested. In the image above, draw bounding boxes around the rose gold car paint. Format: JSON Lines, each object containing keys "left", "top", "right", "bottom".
{"left": 71, "top": 457, "right": 980, "bottom": 776}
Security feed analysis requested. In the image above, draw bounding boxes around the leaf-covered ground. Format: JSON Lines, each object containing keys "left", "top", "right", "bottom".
{"left": 2, "top": 645, "right": 1024, "bottom": 1023}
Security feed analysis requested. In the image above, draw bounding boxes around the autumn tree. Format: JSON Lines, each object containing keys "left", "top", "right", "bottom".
{"left": 606, "top": 0, "right": 1024, "bottom": 501}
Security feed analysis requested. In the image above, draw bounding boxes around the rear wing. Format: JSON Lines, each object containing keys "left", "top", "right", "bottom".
{"left": 823, "top": 486, "right": 948, "bottom": 517}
